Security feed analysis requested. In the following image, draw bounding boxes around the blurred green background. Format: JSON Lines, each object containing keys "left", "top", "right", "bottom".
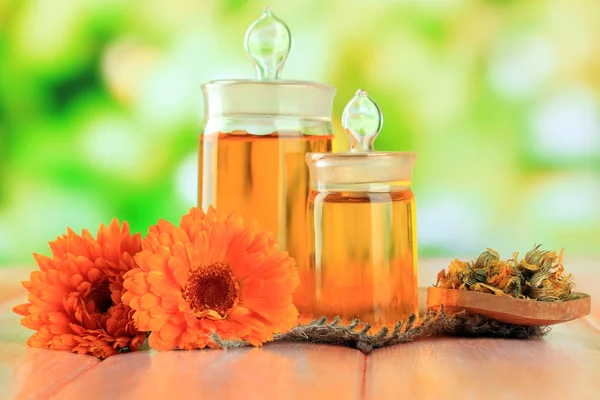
{"left": 0, "top": 0, "right": 599, "bottom": 267}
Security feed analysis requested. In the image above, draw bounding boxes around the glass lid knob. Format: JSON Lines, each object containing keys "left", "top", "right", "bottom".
{"left": 244, "top": 7, "right": 292, "bottom": 81}
{"left": 342, "top": 89, "right": 383, "bottom": 152}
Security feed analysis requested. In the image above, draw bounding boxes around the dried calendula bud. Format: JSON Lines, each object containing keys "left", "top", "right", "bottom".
{"left": 435, "top": 245, "right": 574, "bottom": 302}
{"left": 520, "top": 259, "right": 541, "bottom": 271}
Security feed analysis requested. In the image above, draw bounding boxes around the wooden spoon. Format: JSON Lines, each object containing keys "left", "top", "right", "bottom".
{"left": 427, "top": 287, "right": 591, "bottom": 326}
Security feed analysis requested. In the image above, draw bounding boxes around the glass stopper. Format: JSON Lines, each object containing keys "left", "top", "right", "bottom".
{"left": 244, "top": 7, "right": 292, "bottom": 81}
{"left": 342, "top": 89, "right": 383, "bottom": 152}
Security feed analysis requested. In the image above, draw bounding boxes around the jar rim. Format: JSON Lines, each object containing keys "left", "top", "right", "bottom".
{"left": 307, "top": 151, "right": 416, "bottom": 160}
{"left": 202, "top": 79, "right": 335, "bottom": 91}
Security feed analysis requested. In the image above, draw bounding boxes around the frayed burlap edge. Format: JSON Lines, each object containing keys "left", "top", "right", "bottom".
{"left": 211, "top": 307, "right": 551, "bottom": 354}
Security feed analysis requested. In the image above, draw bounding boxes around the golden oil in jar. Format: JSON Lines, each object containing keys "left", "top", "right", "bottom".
{"left": 300, "top": 189, "right": 418, "bottom": 329}
{"left": 198, "top": 131, "right": 332, "bottom": 259}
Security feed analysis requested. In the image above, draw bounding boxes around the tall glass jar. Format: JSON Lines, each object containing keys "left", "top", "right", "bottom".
{"left": 302, "top": 90, "right": 418, "bottom": 329}
{"left": 199, "top": 9, "right": 336, "bottom": 270}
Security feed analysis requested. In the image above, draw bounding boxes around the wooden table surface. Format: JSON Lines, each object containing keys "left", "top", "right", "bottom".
{"left": 1, "top": 259, "right": 598, "bottom": 400}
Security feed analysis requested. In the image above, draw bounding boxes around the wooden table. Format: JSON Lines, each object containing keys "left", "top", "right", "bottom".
{"left": 1, "top": 259, "right": 598, "bottom": 400}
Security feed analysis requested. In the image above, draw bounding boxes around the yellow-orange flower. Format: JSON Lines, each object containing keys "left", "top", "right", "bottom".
{"left": 122, "top": 207, "right": 299, "bottom": 351}
{"left": 13, "top": 220, "right": 146, "bottom": 359}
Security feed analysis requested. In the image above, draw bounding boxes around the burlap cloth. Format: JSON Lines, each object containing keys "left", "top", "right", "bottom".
{"left": 212, "top": 307, "right": 549, "bottom": 353}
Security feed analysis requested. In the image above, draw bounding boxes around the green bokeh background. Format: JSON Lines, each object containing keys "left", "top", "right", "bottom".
{"left": 1, "top": 0, "right": 599, "bottom": 267}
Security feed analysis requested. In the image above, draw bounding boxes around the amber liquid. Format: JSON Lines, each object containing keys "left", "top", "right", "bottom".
{"left": 299, "top": 190, "right": 418, "bottom": 330}
{"left": 198, "top": 132, "right": 332, "bottom": 265}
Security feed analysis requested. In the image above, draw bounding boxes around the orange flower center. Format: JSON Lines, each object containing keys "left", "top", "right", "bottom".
{"left": 183, "top": 262, "right": 239, "bottom": 318}
{"left": 88, "top": 280, "right": 113, "bottom": 314}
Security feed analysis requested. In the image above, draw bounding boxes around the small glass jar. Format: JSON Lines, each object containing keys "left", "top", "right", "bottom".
{"left": 300, "top": 90, "right": 418, "bottom": 329}
{"left": 199, "top": 9, "right": 336, "bottom": 264}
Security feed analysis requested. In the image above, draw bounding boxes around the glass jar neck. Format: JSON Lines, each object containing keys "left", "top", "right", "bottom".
{"left": 202, "top": 116, "right": 333, "bottom": 136}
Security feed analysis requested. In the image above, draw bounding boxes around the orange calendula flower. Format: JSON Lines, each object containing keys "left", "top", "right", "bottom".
{"left": 13, "top": 220, "right": 147, "bottom": 359}
{"left": 122, "top": 207, "right": 300, "bottom": 351}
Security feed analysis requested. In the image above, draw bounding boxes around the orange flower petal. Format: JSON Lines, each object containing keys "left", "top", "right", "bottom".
{"left": 159, "top": 321, "right": 186, "bottom": 342}
{"left": 147, "top": 271, "right": 181, "bottom": 296}
{"left": 167, "top": 257, "right": 189, "bottom": 288}
{"left": 148, "top": 331, "right": 176, "bottom": 351}
{"left": 140, "top": 293, "right": 160, "bottom": 309}
{"left": 13, "top": 303, "right": 30, "bottom": 316}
